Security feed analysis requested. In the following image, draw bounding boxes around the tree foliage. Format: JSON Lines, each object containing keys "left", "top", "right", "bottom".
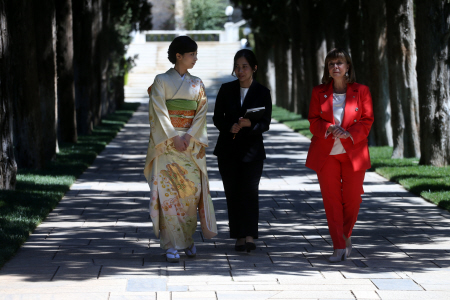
{"left": 108, "top": 0, "right": 152, "bottom": 107}
{"left": 184, "top": 0, "right": 227, "bottom": 30}
{"left": 109, "top": 0, "right": 152, "bottom": 76}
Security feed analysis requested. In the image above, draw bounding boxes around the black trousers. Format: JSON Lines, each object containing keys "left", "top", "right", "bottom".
{"left": 218, "top": 157, "right": 264, "bottom": 239}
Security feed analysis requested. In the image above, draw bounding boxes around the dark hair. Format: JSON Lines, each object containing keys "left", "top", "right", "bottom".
{"left": 167, "top": 36, "right": 198, "bottom": 64}
{"left": 322, "top": 48, "right": 356, "bottom": 84}
{"left": 232, "top": 49, "right": 258, "bottom": 78}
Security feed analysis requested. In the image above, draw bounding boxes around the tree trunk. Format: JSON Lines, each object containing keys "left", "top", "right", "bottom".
{"left": 254, "top": 35, "right": 270, "bottom": 89}
{"left": 254, "top": 35, "right": 276, "bottom": 105}
{"left": 416, "top": 0, "right": 450, "bottom": 166}
{"left": 0, "top": 0, "right": 17, "bottom": 189}
{"left": 73, "top": 0, "right": 93, "bottom": 135}
{"left": 325, "top": 0, "right": 350, "bottom": 51}
{"left": 100, "top": 0, "right": 113, "bottom": 117}
{"left": 291, "top": 36, "right": 300, "bottom": 115}
{"left": 113, "top": 74, "right": 125, "bottom": 109}
{"left": 362, "top": 0, "right": 393, "bottom": 146}
{"left": 89, "top": 0, "right": 106, "bottom": 126}
{"left": 309, "top": 0, "right": 327, "bottom": 86}
{"left": 295, "top": 0, "right": 313, "bottom": 118}
{"left": 348, "top": 0, "right": 366, "bottom": 86}
{"left": 266, "top": 46, "right": 276, "bottom": 105}
{"left": 290, "top": 2, "right": 300, "bottom": 114}
{"left": 33, "top": 0, "right": 59, "bottom": 161}
{"left": 56, "top": 0, "right": 77, "bottom": 143}
{"left": 8, "top": 0, "right": 45, "bottom": 169}
{"left": 386, "top": 0, "right": 420, "bottom": 158}
{"left": 273, "top": 39, "right": 291, "bottom": 109}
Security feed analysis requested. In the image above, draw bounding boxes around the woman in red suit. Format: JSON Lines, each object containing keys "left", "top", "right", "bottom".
{"left": 305, "top": 48, "right": 374, "bottom": 262}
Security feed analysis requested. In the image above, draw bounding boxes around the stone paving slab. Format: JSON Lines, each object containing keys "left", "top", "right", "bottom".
{"left": 1, "top": 95, "right": 450, "bottom": 299}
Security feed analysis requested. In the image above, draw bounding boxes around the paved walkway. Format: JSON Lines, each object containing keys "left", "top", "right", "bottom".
{"left": 1, "top": 96, "right": 450, "bottom": 300}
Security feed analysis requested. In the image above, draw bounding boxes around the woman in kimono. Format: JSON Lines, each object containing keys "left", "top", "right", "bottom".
{"left": 143, "top": 36, "right": 217, "bottom": 263}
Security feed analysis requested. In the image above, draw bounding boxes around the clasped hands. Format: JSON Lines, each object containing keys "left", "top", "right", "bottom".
{"left": 327, "top": 124, "right": 351, "bottom": 139}
{"left": 172, "top": 134, "right": 191, "bottom": 152}
{"left": 230, "top": 118, "right": 251, "bottom": 134}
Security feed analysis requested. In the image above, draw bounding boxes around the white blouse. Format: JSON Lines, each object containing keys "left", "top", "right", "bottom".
{"left": 329, "top": 93, "right": 346, "bottom": 155}
{"left": 240, "top": 87, "right": 249, "bottom": 106}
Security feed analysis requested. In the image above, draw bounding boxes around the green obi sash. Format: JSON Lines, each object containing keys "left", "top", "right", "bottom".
{"left": 166, "top": 99, "right": 197, "bottom": 128}
{"left": 166, "top": 99, "right": 198, "bottom": 111}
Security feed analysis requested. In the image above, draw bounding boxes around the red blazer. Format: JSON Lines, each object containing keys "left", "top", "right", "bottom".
{"left": 305, "top": 81, "right": 374, "bottom": 173}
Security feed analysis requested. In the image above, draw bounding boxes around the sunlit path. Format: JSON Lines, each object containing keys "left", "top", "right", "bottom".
{"left": 1, "top": 87, "right": 450, "bottom": 299}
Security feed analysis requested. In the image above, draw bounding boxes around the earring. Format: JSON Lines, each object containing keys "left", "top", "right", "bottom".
{"left": 345, "top": 71, "right": 349, "bottom": 77}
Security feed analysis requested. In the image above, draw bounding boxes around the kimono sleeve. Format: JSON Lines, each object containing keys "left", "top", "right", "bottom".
{"left": 148, "top": 76, "right": 179, "bottom": 147}
{"left": 186, "top": 82, "right": 208, "bottom": 147}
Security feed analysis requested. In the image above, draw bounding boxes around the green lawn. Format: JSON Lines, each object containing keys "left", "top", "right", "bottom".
{"left": 272, "top": 105, "right": 312, "bottom": 139}
{"left": 272, "top": 105, "right": 450, "bottom": 212}
{"left": 0, "top": 102, "right": 141, "bottom": 268}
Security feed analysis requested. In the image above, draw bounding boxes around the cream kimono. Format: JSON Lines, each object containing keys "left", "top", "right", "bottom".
{"left": 144, "top": 68, "right": 217, "bottom": 250}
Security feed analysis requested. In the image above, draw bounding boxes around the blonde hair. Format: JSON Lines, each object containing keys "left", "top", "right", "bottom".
{"left": 321, "top": 48, "right": 356, "bottom": 84}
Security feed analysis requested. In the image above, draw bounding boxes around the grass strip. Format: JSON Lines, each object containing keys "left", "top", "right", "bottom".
{"left": 0, "top": 102, "right": 141, "bottom": 268}
{"left": 272, "top": 105, "right": 312, "bottom": 139}
{"left": 272, "top": 104, "right": 450, "bottom": 212}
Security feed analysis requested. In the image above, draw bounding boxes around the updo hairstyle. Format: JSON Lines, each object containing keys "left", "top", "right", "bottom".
{"left": 167, "top": 36, "right": 198, "bottom": 64}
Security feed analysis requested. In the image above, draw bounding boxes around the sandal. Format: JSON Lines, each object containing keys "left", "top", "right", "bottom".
{"left": 184, "top": 243, "right": 197, "bottom": 258}
{"left": 166, "top": 248, "right": 180, "bottom": 263}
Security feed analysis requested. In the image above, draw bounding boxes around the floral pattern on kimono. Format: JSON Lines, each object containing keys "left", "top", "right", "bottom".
{"left": 144, "top": 68, "right": 217, "bottom": 249}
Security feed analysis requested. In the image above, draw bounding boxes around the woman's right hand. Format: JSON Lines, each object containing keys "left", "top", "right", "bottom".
{"left": 330, "top": 125, "right": 350, "bottom": 139}
{"left": 172, "top": 135, "right": 187, "bottom": 152}
{"left": 230, "top": 123, "right": 241, "bottom": 134}
{"left": 327, "top": 125, "right": 336, "bottom": 133}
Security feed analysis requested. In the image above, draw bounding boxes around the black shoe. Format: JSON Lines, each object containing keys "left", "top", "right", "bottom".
{"left": 235, "top": 242, "right": 246, "bottom": 252}
{"left": 245, "top": 242, "right": 256, "bottom": 253}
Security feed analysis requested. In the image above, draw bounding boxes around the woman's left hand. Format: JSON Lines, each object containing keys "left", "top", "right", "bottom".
{"left": 238, "top": 117, "right": 251, "bottom": 128}
{"left": 336, "top": 131, "right": 351, "bottom": 139}
{"left": 331, "top": 126, "right": 351, "bottom": 139}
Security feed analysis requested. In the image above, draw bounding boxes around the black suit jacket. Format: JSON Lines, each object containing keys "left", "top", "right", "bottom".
{"left": 213, "top": 79, "right": 272, "bottom": 162}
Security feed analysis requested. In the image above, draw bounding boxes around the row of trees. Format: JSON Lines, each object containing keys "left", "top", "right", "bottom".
{"left": 0, "top": 0, "right": 152, "bottom": 190}
{"left": 232, "top": 0, "right": 450, "bottom": 166}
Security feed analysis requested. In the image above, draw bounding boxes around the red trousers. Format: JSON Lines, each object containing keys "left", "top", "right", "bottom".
{"left": 317, "top": 153, "right": 366, "bottom": 249}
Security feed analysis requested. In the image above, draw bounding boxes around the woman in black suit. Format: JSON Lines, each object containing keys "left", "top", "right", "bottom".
{"left": 213, "top": 49, "right": 272, "bottom": 253}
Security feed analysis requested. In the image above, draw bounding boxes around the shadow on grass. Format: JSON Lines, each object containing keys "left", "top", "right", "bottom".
{"left": 369, "top": 160, "right": 419, "bottom": 169}
{"left": 272, "top": 105, "right": 312, "bottom": 138}
{"left": 436, "top": 200, "right": 450, "bottom": 211}
{"left": 0, "top": 102, "right": 141, "bottom": 268}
